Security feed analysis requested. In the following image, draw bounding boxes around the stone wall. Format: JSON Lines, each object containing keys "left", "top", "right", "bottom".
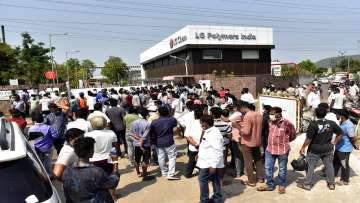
{"left": 0, "top": 83, "right": 65, "bottom": 91}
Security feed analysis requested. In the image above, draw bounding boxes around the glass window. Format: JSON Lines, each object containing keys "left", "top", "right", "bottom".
{"left": 242, "top": 50, "right": 259, "bottom": 59}
{"left": 203, "top": 50, "right": 222, "bottom": 60}
{"left": 0, "top": 144, "right": 53, "bottom": 202}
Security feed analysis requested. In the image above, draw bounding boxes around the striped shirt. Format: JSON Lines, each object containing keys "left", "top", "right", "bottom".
{"left": 214, "top": 119, "right": 232, "bottom": 145}
{"left": 267, "top": 119, "right": 296, "bottom": 155}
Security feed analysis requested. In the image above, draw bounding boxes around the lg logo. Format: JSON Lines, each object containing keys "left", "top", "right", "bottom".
{"left": 169, "top": 36, "right": 187, "bottom": 49}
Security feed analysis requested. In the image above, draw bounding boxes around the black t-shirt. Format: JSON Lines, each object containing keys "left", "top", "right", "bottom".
{"left": 306, "top": 119, "right": 343, "bottom": 154}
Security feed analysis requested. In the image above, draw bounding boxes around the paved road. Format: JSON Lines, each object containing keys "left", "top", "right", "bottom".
{"left": 116, "top": 134, "right": 360, "bottom": 203}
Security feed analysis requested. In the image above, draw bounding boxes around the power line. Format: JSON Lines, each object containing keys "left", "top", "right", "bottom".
{"left": 221, "top": 0, "right": 360, "bottom": 11}
{"left": 2, "top": 17, "right": 360, "bottom": 33}
{"left": 31, "top": 0, "right": 356, "bottom": 24}
{"left": 1, "top": 1, "right": 358, "bottom": 27}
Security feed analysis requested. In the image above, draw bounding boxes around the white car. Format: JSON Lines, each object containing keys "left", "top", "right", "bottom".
{"left": 0, "top": 118, "right": 61, "bottom": 203}
{"left": 319, "top": 77, "right": 329, "bottom": 84}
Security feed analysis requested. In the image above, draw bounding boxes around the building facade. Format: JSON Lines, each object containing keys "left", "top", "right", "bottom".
{"left": 140, "top": 25, "right": 274, "bottom": 80}
{"left": 126, "top": 65, "right": 143, "bottom": 85}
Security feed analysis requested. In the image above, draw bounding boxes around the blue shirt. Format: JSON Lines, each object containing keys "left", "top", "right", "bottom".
{"left": 149, "top": 117, "right": 177, "bottom": 148}
{"left": 130, "top": 118, "right": 150, "bottom": 147}
{"left": 28, "top": 123, "right": 59, "bottom": 152}
{"left": 336, "top": 119, "right": 355, "bottom": 152}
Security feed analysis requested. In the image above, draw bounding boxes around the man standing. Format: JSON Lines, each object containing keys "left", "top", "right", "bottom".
{"left": 334, "top": 109, "right": 359, "bottom": 186}
{"left": 106, "top": 98, "right": 126, "bottom": 157}
{"left": 149, "top": 106, "right": 179, "bottom": 180}
{"left": 298, "top": 107, "right": 343, "bottom": 190}
{"left": 28, "top": 112, "right": 60, "bottom": 176}
{"left": 184, "top": 108, "right": 203, "bottom": 178}
{"left": 197, "top": 115, "right": 224, "bottom": 203}
{"left": 233, "top": 101, "right": 264, "bottom": 187}
{"left": 306, "top": 86, "right": 321, "bottom": 110}
{"left": 257, "top": 107, "right": 296, "bottom": 194}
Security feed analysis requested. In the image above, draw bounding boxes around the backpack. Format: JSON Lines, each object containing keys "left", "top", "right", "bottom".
{"left": 70, "top": 99, "right": 79, "bottom": 112}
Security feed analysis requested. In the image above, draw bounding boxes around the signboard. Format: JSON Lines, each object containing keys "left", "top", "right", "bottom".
{"left": 140, "top": 25, "right": 273, "bottom": 64}
{"left": 44, "top": 71, "right": 57, "bottom": 80}
{"left": 258, "top": 95, "right": 300, "bottom": 132}
{"left": 0, "top": 91, "right": 12, "bottom": 100}
{"left": 9, "top": 79, "right": 18, "bottom": 86}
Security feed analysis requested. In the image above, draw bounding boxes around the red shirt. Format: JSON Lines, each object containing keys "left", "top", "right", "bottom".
{"left": 267, "top": 119, "right": 296, "bottom": 155}
{"left": 219, "top": 90, "right": 225, "bottom": 98}
{"left": 7, "top": 117, "right": 27, "bottom": 131}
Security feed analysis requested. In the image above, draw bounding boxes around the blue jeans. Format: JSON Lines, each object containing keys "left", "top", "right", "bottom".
{"left": 198, "top": 168, "right": 222, "bottom": 203}
{"left": 36, "top": 149, "right": 52, "bottom": 177}
{"left": 265, "top": 150, "right": 288, "bottom": 189}
{"left": 156, "top": 144, "right": 177, "bottom": 177}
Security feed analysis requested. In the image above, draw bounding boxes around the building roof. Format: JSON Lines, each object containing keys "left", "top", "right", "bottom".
{"left": 140, "top": 25, "right": 274, "bottom": 64}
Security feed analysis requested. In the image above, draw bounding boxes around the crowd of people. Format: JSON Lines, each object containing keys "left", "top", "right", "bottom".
{"left": 3, "top": 81, "right": 359, "bottom": 202}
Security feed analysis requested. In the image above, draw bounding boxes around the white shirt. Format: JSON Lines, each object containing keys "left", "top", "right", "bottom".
{"left": 241, "top": 93, "right": 255, "bottom": 104}
{"left": 349, "top": 85, "right": 359, "bottom": 97}
{"left": 85, "top": 129, "right": 117, "bottom": 162}
{"left": 40, "top": 97, "right": 51, "bottom": 111}
{"left": 87, "top": 96, "right": 96, "bottom": 111}
{"left": 67, "top": 118, "right": 92, "bottom": 133}
{"left": 132, "top": 95, "right": 141, "bottom": 107}
{"left": 171, "top": 98, "right": 183, "bottom": 119}
{"left": 87, "top": 110, "right": 111, "bottom": 123}
{"left": 325, "top": 112, "right": 340, "bottom": 126}
{"left": 306, "top": 92, "right": 320, "bottom": 108}
{"left": 329, "top": 93, "right": 346, "bottom": 110}
{"left": 196, "top": 126, "right": 224, "bottom": 169}
{"left": 184, "top": 119, "right": 203, "bottom": 152}
{"left": 178, "top": 110, "right": 195, "bottom": 128}
{"left": 55, "top": 143, "right": 78, "bottom": 166}
{"left": 298, "top": 88, "right": 305, "bottom": 99}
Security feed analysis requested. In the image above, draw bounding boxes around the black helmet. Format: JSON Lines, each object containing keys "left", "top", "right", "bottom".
{"left": 291, "top": 155, "right": 308, "bottom": 171}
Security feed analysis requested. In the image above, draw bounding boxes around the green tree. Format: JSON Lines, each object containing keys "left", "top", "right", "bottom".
{"left": 298, "top": 59, "right": 316, "bottom": 74}
{"left": 337, "top": 58, "right": 360, "bottom": 72}
{"left": 57, "top": 58, "right": 81, "bottom": 88}
{"left": 80, "top": 59, "right": 96, "bottom": 80}
{"left": 17, "top": 32, "right": 51, "bottom": 85}
{"left": 281, "top": 65, "right": 295, "bottom": 76}
{"left": 0, "top": 43, "right": 19, "bottom": 85}
{"left": 101, "top": 56, "right": 127, "bottom": 84}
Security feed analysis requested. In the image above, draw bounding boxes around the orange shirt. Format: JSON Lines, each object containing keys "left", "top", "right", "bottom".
{"left": 240, "top": 111, "right": 263, "bottom": 147}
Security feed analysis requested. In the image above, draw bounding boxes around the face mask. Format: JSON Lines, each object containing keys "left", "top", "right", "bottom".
{"left": 269, "top": 115, "right": 277, "bottom": 121}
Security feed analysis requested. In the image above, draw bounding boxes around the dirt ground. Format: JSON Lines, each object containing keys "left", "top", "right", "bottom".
{"left": 115, "top": 134, "right": 360, "bottom": 203}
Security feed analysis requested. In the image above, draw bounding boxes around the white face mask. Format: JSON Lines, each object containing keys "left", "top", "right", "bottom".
{"left": 269, "top": 115, "right": 277, "bottom": 121}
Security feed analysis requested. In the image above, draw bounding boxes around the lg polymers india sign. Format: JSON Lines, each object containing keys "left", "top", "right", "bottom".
{"left": 169, "top": 36, "right": 187, "bottom": 49}
{"left": 195, "top": 32, "right": 256, "bottom": 41}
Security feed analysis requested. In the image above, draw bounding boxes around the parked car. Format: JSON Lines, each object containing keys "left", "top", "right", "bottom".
{"left": 0, "top": 118, "right": 61, "bottom": 203}
{"left": 319, "top": 77, "right": 329, "bottom": 84}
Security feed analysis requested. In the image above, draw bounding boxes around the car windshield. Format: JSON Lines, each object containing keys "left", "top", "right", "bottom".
{"left": 0, "top": 144, "right": 53, "bottom": 202}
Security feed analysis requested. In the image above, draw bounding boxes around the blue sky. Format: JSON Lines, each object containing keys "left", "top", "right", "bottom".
{"left": 1, "top": 0, "right": 360, "bottom": 66}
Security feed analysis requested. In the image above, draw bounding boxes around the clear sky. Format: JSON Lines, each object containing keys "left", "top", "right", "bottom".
{"left": 1, "top": 0, "right": 360, "bottom": 66}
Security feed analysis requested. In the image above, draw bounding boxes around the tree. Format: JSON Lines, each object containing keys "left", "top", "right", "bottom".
{"left": 65, "top": 58, "right": 81, "bottom": 88}
{"left": 101, "top": 56, "right": 127, "bottom": 84}
{"left": 337, "top": 58, "right": 360, "bottom": 72}
{"left": 298, "top": 59, "right": 316, "bottom": 74}
{"left": 17, "top": 32, "right": 51, "bottom": 85}
{"left": 281, "top": 65, "right": 295, "bottom": 76}
{"left": 0, "top": 43, "right": 19, "bottom": 85}
{"left": 80, "top": 59, "right": 96, "bottom": 79}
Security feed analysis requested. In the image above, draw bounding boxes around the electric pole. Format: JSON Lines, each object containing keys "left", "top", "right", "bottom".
{"left": 1, "top": 25, "right": 5, "bottom": 43}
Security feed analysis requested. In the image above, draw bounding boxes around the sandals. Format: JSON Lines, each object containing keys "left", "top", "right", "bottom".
{"left": 257, "top": 185, "right": 274, "bottom": 191}
{"left": 242, "top": 180, "right": 256, "bottom": 187}
{"left": 297, "top": 182, "right": 311, "bottom": 191}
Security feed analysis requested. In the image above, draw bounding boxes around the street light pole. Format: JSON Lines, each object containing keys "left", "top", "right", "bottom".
{"left": 49, "top": 33, "right": 68, "bottom": 85}
{"left": 170, "top": 54, "right": 189, "bottom": 76}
